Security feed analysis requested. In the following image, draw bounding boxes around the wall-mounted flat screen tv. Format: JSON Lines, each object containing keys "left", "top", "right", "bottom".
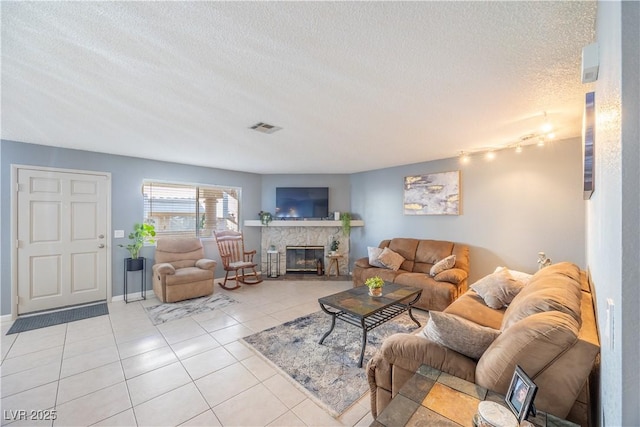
{"left": 275, "top": 187, "right": 329, "bottom": 219}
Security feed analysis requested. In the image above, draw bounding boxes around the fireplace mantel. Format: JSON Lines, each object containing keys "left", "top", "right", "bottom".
{"left": 244, "top": 220, "right": 364, "bottom": 227}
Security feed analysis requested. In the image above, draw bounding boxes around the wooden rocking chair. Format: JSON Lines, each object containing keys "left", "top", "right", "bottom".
{"left": 213, "top": 230, "right": 263, "bottom": 290}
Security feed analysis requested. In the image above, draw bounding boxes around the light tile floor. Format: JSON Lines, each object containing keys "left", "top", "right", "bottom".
{"left": 1, "top": 279, "right": 375, "bottom": 427}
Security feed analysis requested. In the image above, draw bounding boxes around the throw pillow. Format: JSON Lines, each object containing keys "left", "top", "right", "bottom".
{"left": 377, "top": 247, "right": 405, "bottom": 271}
{"left": 471, "top": 268, "right": 524, "bottom": 309}
{"left": 430, "top": 254, "right": 456, "bottom": 277}
{"left": 493, "top": 266, "right": 533, "bottom": 285}
{"left": 433, "top": 268, "right": 467, "bottom": 284}
{"left": 421, "top": 311, "right": 500, "bottom": 359}
{"left": 367, "top": 247, "right": 386, "bottom": 268}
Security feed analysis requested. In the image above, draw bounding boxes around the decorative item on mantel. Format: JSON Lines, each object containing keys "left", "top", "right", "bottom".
{"left": 258, "top": 211, "right": 273, "bottom": 226}
{"left": 365, "top": 276, "right": 384, "bottom": 297}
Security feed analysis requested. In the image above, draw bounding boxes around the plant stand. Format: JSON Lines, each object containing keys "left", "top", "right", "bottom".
{"left": 124, "top": 257, "right": 146, "bottom": 303}
{"left": 267, "top": 250, "right": 280, "bottom": 278}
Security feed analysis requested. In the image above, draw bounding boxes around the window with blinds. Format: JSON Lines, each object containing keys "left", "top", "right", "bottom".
{"left": 143, "top": 181, "right": 240, "bottom": 238}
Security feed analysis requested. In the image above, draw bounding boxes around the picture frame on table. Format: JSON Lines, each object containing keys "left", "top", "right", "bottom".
{"left": 505, "top": 365, "right": 538, "bottom": 423}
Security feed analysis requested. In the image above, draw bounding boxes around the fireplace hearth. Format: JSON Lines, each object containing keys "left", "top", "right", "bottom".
{"left": 253, "top": 223, "right": 354, "bottom": 278}
{"left": 286, "top": 246, "right": 324, "bottom": 273}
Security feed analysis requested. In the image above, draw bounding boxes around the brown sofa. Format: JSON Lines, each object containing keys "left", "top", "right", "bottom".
{"left": 353, "top": 238, "right": 470, "bottom": 311}
{"left": 152, "top": 238, "right": 217, "bottom": 303}
{"left": 366, "top": 262, "right": 600, "bottom": 426}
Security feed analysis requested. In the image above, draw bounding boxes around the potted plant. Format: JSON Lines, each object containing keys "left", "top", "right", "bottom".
{"left": 340, "top": 212, "right": 352, "bottom": 236}
{"left": 259, "top": 211, "right": 273, "bottom": 226}
{"left": 329, "top": 238, "right": 340, "bottom": 255}
{"left": 365, "top": 276, "right": 384, "bottom": 297}
{"left": 118, "top": 222, "right": 156, "bottom": 271}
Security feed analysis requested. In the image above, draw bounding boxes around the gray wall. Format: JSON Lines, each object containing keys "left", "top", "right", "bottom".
{"left": 587, "top": 1, "right": 640, "bottom": 425}
{"left": 260, "top": 174, "right": 351, "bottom": 216}
{"left": 1, "top": 140, "right": 262, "bottom": 315}
{"left": 350, "top": 138, "right": 586, "bottom": 283}
{"left": 4, "top": 137, "right": 585, "bottom": 314}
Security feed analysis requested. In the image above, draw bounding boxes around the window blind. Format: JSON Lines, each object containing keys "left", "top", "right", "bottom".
{"left": 143, "top": 181, "right": 240, "bottom": 237}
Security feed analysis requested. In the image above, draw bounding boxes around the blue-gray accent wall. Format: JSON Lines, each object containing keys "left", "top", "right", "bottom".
{"left": 260, "top": 174, "right": 352, "bottom": 217}
{"left": 0, "top": 140, "right": 262, "bottom": 315}
{"left": 1, "top": 138, "right": 584, "bottom": 316}
{"left": 350, "top": 138, "right": 585, "bottom": 283}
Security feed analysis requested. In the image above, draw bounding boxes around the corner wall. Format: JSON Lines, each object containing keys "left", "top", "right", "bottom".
{"left": 350, "top": 138, "right": 585, "bottom": 283}
{"left": 587, "top": 1, "right": 640, "bottom": 425}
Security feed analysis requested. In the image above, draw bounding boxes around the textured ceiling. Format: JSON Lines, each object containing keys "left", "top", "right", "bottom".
{"left": 1, "top": 1, "right": 597, "bottom": 174}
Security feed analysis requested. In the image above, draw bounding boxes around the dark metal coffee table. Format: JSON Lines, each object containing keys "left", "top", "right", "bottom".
{"left": 318, "top": 283, "right": 422, "bottom": 367}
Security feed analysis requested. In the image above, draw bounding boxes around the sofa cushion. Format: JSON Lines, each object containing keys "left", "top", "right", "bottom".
{"left": 360, "top": 267, "right": 406, "bottom": 285}
{"left": 394, "top": 273, "right": 459, "bottom": 312}
{"left": 502, "top": 262, "right": 583, "bottom": 330}
{"left": 421, "top": 311, "right": 500, "bottom": 359}
{"left": 434, "top": 268, "right": 468, "bottom": 285}
{"left": 413, "top": 240, "right": 455, "bottom": 274}
{"left": 378, "top": 247, "right": 405, "bottom": 271}
{"left": 387, "top": 239, "right": 420, "bottom": 271}
{"left": 444, "top": 291, "right": 505, "bottom": 330}
{"left": 471, "top": 267, "right": 524, "bottom": 309}
{"left": 155, "top": 238, "right": 205, "bottom": 268}
{"left": 368, "top": 247, "right": 386, "bottom": 268}
{"left": 430, "top": 255, "right": 456, "bottom": 277}
{"left": 165, "top": 267, "right": 214, "bottom": 286}
{"left": 476, "top": 311, "right": 580, "bottom": 394}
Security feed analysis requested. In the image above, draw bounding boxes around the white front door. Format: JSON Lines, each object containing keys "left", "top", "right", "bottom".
{"left": 16, "top": 166, "right": 110, "bottom": 315}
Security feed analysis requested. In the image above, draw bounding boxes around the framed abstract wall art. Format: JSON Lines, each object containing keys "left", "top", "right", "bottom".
{"left": 403, "top": 170, "right": 460, "bottom": 215}
{"left": 583, "top": 91, "right": 595, "bottom": 200}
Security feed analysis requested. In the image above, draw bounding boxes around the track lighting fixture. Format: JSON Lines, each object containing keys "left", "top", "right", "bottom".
{"left": 458, "top": 112, "right": 556, "bottom": 163}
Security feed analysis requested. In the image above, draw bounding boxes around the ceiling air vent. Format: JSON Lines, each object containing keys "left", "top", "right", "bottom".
{"left": 250, "top": 122, "right": 282, "bottom": 134}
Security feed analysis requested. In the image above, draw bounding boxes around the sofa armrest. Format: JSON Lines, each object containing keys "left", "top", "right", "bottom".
{"left": 379, "top": 333, "right": 477, "bottom": 382}
{"left": 354, "top": 257, "right": 371, "bottom": 268}
{"left": 434, "top": 267, "right": 468, "bottom": 284}
{"left": 196, "top": 258, "right": 217, "bottom": 271}
{"left": 153, "top": 263, "right": 175, "bottom": 276}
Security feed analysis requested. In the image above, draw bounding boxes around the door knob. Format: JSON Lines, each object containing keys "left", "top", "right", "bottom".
{"left": 98, "top": 244, "right": 105, "bottom": 248}
{"left": 99, "top": 234, "right": 105, "bottom": 239}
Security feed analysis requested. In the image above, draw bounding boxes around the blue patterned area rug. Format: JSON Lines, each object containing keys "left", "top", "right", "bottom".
{"left": 145, "top": 293, "right": 238, "bottom": 325}
{"left": 7, "top": 302, "right": 108, "bottom": 335}
{"left": 242, "top": 310, "right": 427, "bottom": 416}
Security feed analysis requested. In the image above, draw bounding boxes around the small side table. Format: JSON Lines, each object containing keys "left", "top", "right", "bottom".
{"left": 373, "top": 365, "right": 578, "bottom": 427}
{"left": 267, "top": 250, "right": 280, "bottom": 278}
{"left": 326, "top": 254, "right": 343, "bottom": 277}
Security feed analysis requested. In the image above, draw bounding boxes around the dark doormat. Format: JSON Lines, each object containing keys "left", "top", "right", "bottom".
{"left": 6, "top": 302, "right": 109, "bottom": 335}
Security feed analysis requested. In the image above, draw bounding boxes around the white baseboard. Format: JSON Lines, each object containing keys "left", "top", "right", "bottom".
{"left": 111, "top": 291, "right": 151, "bottom": 303}
{"left": 1, "top": 313, "right": 14, "bottom": 324}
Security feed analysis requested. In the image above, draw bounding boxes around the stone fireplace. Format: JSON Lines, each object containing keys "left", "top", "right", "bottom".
{"left": 255, "top": 222, "right": 349, "bottom": 276}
